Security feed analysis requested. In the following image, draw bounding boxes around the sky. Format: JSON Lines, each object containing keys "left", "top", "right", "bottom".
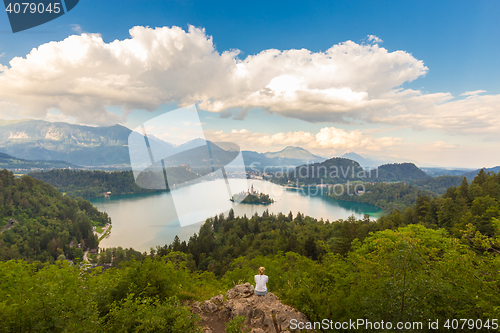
{"left": 0, "top": 0, "right": 499, "bottom": 168}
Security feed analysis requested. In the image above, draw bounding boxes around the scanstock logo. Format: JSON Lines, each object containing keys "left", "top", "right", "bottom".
{"left": 3, "top": 0, "right": 79, "bottom": 33}
{"left": 128, "top": 105, "right": 248, "bottom": 228}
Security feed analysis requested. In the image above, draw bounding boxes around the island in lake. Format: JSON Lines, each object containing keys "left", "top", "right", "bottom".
{"left": 231, "top": 184, "right": 275, "bottom": 205}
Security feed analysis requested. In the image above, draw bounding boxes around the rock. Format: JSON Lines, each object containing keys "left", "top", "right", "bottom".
{"left": 220, "top": 284, "right": 311, "bottom": 332}
{"left": 190, "top": 301, "right": 202, "bottom": 314}
{"left": 201, "top": 300, "right": 219, "bottom": 313}
{"left": 210, "top": 294, "right": 224, "bottom": 305}
{"left": 226, "top": 282, "right": 254, "bottom": 300}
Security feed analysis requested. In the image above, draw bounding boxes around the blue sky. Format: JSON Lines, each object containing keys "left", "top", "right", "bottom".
{"left": 1, "top": 0, "right": 499, "bottom": 167}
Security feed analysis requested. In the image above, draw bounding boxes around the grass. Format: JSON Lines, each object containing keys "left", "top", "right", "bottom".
{"left": 99, "top": 226, "right": 112, "bottom": 242}
{"left": 95, "top": 226, "right": 104, "bottom": 234}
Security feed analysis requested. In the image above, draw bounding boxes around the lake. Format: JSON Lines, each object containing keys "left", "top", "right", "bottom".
{"left": 90, "top": 179, "right": 383, "bottom": 252}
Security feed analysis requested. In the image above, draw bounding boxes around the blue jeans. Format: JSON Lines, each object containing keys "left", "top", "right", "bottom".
{"left": 255, "top": 290, "right": 267, "bottom": 296}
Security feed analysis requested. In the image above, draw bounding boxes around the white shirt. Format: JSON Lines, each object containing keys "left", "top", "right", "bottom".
{"left": 254, "top": 274, "right": 268, "bottom": 292}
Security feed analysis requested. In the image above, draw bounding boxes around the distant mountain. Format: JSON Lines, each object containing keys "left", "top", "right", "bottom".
{"left": 243, "top": 147, "right": 326, "bottom": 169}
{"left": 462, "top": 166, "right": 500, "bottom": 180}
{"left": 264, "top": 146, "right": 325, "bottom": 162}
{"left": 0, "top": 119, "right": 132, "bottom": 167}
{"left": 341, "top": 152, "right": 381, "bottom": 167}
{"left": 0, "top": 152, "right": 78, "bottom": 172}
{"left": 0, "top": 120, "right": 327, "bottom": 170}
{"left": 420, "top": 167, "right": 474, "bottom": 177}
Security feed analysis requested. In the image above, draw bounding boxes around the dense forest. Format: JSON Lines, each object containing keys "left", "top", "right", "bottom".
{"left": 330, "top": 182, "right": 434, "bottom": 212}
{"left": 410, "top": 175, "right": 464, "bottom": 195}
{"left": 151, "top": 169, "right": 500, "bottom": 326}
{"left": 29, "top": 168, "right": 198, "bottom": 199}
{"left": 0, "top": 169, "right": 108, "bottom": 262}
{"left": 1, "top": 169, "right": 499, "bottom": 331}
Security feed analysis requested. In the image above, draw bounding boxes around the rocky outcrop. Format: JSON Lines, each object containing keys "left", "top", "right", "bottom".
{"left": 192, "top": 283, "right": 311, "bottom": 333}
{"left": 0, "top": 218, "right": 17, "bottom": 233}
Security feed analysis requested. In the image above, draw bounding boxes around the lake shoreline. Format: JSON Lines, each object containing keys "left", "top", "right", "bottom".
{"left": 91, "top": 179, "right": 383, "bottom": 252}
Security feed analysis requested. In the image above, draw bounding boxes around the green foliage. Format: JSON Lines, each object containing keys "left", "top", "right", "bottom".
{"left": 225, "top": 316, "right": 248, "bottom": 333}
{"left": 0, "top": 257, "right": 218, "bottom": 332}
{"left": 0, "top": 260, "right": 102, "bottom": 332}
{"left": 157, "top": 210, "right": 384, "bottom": 275}
{"left": 104, "top": 295, "right": 200, "bottom": 332}
{"left": 232, "top": 191, "right": 274, "bottom": 204}
{"left": 332, "top": 182, "right": 433, "bottom": 212}
{"left": 377, "top": 171, "right": 500, "bottom": 244}
{"left": 0, "top": 169, "right": 109, "bottom": 262}
{"left": 375, "top": 163, "right": 430, "bottom": 182}
{"left": 410, "top": 175, "right": 464, "bottom": 194}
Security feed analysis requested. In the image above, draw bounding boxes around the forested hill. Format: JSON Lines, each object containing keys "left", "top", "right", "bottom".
{"left": 375, "top": 162, "right": 430, "bottom": 182}
{"left": 0, "top": 152, "right": 77, "bottom": 173}
{"left": 29, "top": 169, "right": 161, "bottom": 199}
{"left": 273, "top": 158, "right": 430, "bottom": 185}
{"left": 273, "top": 157, "right": 363, "bottom": 185}
{"left": 29, "top": 168, "right": 199, "bottom": 199}
{"left": 378, "top": 169, "right": 500, "bottom": 241}
{"left": 0, "top": 169, "right": 109, "bottom": 262}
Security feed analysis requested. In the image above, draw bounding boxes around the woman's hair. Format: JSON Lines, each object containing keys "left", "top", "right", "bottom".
{"left": 258, "top": 266, "right": 265, "bottom": 275}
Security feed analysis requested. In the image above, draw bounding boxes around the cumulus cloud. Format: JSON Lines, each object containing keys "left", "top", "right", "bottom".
{"left": 205, "top": 127, "right": 402, "bottom": 152}
{"left": 0, "top": 25, "right": 498, "bottom": 136}
{"left": 0, "top": 26, "right": 427, "bottom": 125}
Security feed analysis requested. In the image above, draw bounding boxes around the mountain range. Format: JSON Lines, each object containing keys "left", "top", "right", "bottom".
{"left": 0, "top": 120, "right": 327, "bottom": 169}
{"left": 0, "top": 119, "right": 131, "bottom": 166}
{"left": 243, "top": 146, "right": 325, "bottom": 169}
{"left": 0, "top": 120, "right": 496, "bottom": 180}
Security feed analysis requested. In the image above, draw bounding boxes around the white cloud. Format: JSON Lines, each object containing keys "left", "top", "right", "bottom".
{"left": 315, "top": 127, "right": 403, "bottom": 150}
{"left": 367, "top": 35, "right": 383, "bottom": 43}
{"left": 427, "top": 141, "right": 458, "bottom": 150}
{"left": 70, "top": 24, "right": 82, "bottom": 34}
{"left": 0, "top": 26, "right": 427, "bottom": 125}
{"left": 375, "top": 93, "right": 500, "bottom": 135}
{"left": 460, "top": 90, "right": 486, "bottom": 96}
{"left": 205, "top": 127, "right": 403, "bottom": 153}
{"left": 0, "top": 25, "right": 498, "bottom": 137}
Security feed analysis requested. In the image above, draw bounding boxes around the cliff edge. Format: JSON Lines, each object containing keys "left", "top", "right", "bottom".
{"left": 191, "top": 283, "right": 311, "bottom": 333}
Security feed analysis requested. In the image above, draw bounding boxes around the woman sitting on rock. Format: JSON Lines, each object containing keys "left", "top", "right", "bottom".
{"left": 254, "top": 266, "right": 268, "bottom": 296}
